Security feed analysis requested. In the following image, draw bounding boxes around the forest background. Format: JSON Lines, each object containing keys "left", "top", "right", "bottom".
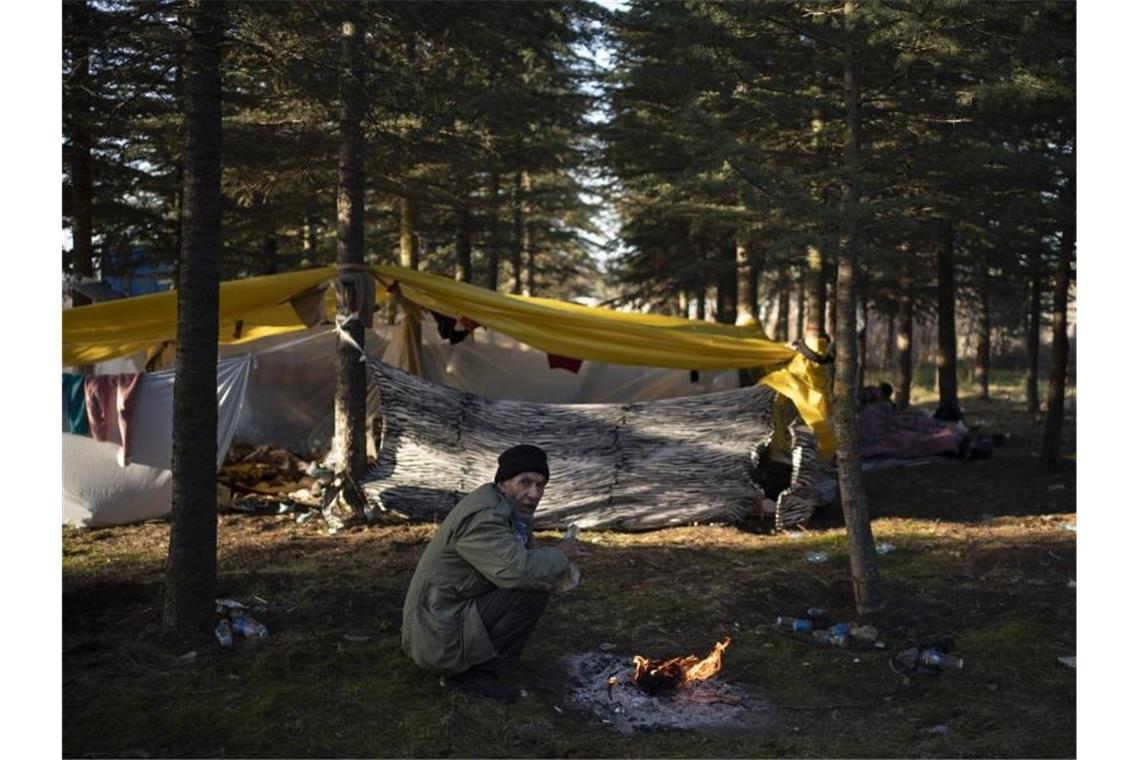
{"left": 4, "top": 0, "right": 1131, "bottom": 755}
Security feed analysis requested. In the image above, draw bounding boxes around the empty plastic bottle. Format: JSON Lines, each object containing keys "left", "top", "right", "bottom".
{"left": 812, "top": 629, "right": 849, "bottom": 647}
{"left": 214, "top": 619, "right": 233, "bottom": 648}
{"left": 230, "top": 612, "right": 269, "bottom": 639}
{"left": 805, "top": 607, "right": 829, "bottom": 619}
{"left": 776, "top": 616, "right": 813, "bottom": 633}
{"left": 919, "top": 648, "right": 964, "bottom": 670}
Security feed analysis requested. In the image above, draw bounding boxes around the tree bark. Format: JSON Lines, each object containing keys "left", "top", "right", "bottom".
{"left": 936, "top": 221, "right": 961, "bottom": 418}
{"left": 856, "top": 285, "right": 868, "bottom": 392}
{"left": 735, "top": 232, "right": 755, "bottom": 325}
{"left": 795, "top": 265, "right": 806, "bottom": 339}
{"left": 1026, "top": 244, "right": 1042, "bottom": 416}
{"left": 696, "top": 288, "right": 707, "bottom": 321}
{"left": 775, "top": 272, "right": 790, "bottom": 342}
{"left": 974, "top": 262, "right": 991, "bottom": 400}
{"left": 896, "top": 251, "right": 914, "bottom": 410}
{"left": 834, "top": 1, "right": 884, "bottom": 615}
{"left": 163, "top": 0, "right": 224, "bottom": 635}
{"left": 67, "top": 0, "right": 95, "bottom": 307}
{"left": 485, "top": 165, "right": 501, "bottom": 291}
{"left": 806, "top": 245, "right": 827, "bottom": 335}
{"left": 717, "top": 241, "right": 737, "bottom": 324}
{"left": 332, "top": 13, "right": 367, "bottom": 481}
{"left": 455, "top": 207, "right": 473, "bottom": 283}
{"left": 510, "top": 170, "right": 524, "bottom": 294}
{"left": 399, "top": 195, "right": 418, "bottom": 269}
{"left": 1041, "top": 176, "right": 1075, "bottom": 467}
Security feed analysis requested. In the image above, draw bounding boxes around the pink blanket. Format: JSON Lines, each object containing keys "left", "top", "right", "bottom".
{"left": 856, "top": 402, "right": 961, "bottom": 460}
{"left": 84, "top": 373, "right": 142, "bottom": 466}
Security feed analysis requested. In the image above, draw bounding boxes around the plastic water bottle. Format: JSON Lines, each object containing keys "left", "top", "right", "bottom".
{"left": 214, "top": 619, "right": 233, "bottom": 648}
{"left": 231, "top": 613, "right": 269, "bottom": 639}
{"left": 805, "top": 607, "right": 829, "bottom": 619}
{"left": 919, "top": 648, "right": 964, "bottom": 670}
{"left": 776, "top": 616, "right": 813, "bottom": 632}
{"left": 812, "top": 629, "right": 849, "bottom": 647}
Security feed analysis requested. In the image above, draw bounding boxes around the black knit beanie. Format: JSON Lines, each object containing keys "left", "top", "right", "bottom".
{"left": 494, "top": 444, "right": 550, "bottom": 484}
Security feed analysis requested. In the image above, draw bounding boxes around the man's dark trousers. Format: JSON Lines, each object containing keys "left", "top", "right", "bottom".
{"left": 472, "top": 588, "right": 550, "bottom": 675}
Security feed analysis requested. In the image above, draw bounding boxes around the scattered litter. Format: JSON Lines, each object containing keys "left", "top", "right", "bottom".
{"left": 252, "top": 596, "right": 269, "bottom": 606}
{"left": 805, "top": 551, "right": 830, "bottom": 563}
{"left": 171, "top": 651, "right": 197, "bottom": 665}
{"left": 1047, "top": 484, "right": 1066, "bottom": 492}
{"left": 785, "top": 531, "right": 805, "bottom": 540}
{"left": 1061, "top": 523, "right": 1076, "bottom": 532}
{"left": 215, "top": 598, "right": 246, "bottom": 613}
{"left": 296, "top": 511, "right": 316, "bottom": 524}
{"left": 875, "top": 542, "right": 896, "bottom": 555}
{"left": 852, "top": 658, "right": 861, "bottom": 664}
{"left": 342, "top": 634, "right": 372, "bottom": 643}
{"left": 928, "top": 724, "right": 950, "bottom": 736}
{"left": 599, "top": 642, "right": 616, "bottom": 651}
{"left": 1067, "top": 579, "right": 1076, "bottom": 589}
{"left": 553, "top": 705, "right": 563, "bottom": 714}
{"left": 214, "top": 619, "right": 233, "bottom": 648}
{"left": 1057, "top": 656, "right": 1076, "bottom": 669}
{"left": 805, "top": 607, "right": 828, "bottom": 619}
{"left": 850, "top": 625, "right": 879, "bottom": 643}
{"left": 277, "top": 502, "right": 294, "bottom": 515}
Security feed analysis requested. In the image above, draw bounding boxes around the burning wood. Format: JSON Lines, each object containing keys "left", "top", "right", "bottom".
{"left": 630, "top": 638, "right": 731, "bottom": 695}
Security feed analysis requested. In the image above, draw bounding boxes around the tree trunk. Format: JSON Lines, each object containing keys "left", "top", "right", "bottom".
{"left": 1041, "top": 177, "right": 1075, "bottom": 467}
{"left": 896, "top": 253, "right": 914, "bottom": 410}
{"left": 485, "top": 165, "right": 501, "bottom": 291}
{"left": 834, "top": 1, "right": 883, "bottom": 615}
{"left": 936, "top": 221, "right": 960, "bottom": 418}
{"left": 717, "top": 241, "right": 737, "bottom": 324}
{"left": 678, "top": 290, "right": 689, "bottom": 319}
{"left": 455, "top": 201, "right": 473, "bottom": 283}
{"left": 884, "top": 309, "right": 896, "bottom": 371}
{"left": 696, "top": 288, "right": 706, "bottom": 321}
{"left": 67, "top": 0, "right": 95, "bottom": 307}
{"left": 260, "top": 232, "right": 278, "bottom": 275}
{"left": 806, "top": 245, "right": 827, "bottom": 335}
{"left": 163, "top": 0, "right": 224, "bottom": 635}
{"left": 510, "top": 170, "right": 524, "bottom": 294}
{"left": 775, "top": 272, "right": 790, "bottom": 341}
{"left": 735, "top": 232, "right": 755, "bottom": 325}
{"left": 332, "top": 13, "right": 367, "bottom": 481}
{"left": 795, "top": 265, "right": 806, "bottom": 339}
{"left": 399, "top": 195, "right": 418, "bottom": 269}
{"left": 1026, "top": 244, "right": 1042, "bottom": 416}
{"left": 856, "top": 293, "right": 868, "bottom": 392}
{"left": 974, "top": 262, "right": 991, "bottom": 400}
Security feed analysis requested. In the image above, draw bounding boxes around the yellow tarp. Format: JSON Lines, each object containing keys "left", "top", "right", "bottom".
{"left": 62, "top": 264, "right": 834, "bottom": 456}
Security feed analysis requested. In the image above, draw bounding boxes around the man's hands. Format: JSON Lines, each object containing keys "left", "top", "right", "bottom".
{"left": 555, "top": 537, "right": 586, "bottom": 561}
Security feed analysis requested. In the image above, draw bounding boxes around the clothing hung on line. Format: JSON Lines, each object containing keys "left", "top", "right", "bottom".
{"left": 84, "top": 372, "right": 142, "bottom": 467}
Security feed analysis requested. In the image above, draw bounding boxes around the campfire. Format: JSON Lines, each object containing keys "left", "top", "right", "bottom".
{"left": 629, "top": 637, "right": 732, "bottom": 695}
{"left": 561, "top": 637, "right": 770, "bottom": 734}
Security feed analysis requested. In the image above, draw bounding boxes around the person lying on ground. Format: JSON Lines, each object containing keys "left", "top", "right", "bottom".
{"left": 401, "top": 444, "right": 585, "bottom": 702}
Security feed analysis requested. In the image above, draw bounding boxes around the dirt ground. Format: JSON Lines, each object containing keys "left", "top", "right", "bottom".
{"left": 62, "top": 391, "right": 1076, "bottom": 758}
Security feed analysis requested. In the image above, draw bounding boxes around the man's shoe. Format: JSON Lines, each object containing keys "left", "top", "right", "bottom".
{"left": 441, "top": 668, "right": 521, "bottom": 704}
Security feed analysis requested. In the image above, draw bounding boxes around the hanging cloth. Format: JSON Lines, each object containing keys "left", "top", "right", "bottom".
{"left": 546, "top": 354, "right": 583, "bottom": 374}
{"left": 62, "top": 373, "right": 90, "bottom": 435}
{"left": 84, "top": 373, "right": 142, "bottom": 466}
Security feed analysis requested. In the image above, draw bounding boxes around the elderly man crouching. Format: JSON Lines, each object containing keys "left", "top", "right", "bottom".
{"left": 401, "top": 444, "right": 584, "bottom": 702}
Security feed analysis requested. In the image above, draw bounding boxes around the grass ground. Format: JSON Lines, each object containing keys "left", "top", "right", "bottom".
{"left": 62, "top": 383, "right": 1076, "bottom": 758}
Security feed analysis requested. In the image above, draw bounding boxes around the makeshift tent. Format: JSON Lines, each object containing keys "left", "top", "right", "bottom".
{"left": 364, "top": 359, "right": 819, "bottom": 531}
{"left": 62, "top": 265, "right": 835, "bottom": 529}
{"left": 63, "top": 356, "right": 251, "bottom": 527}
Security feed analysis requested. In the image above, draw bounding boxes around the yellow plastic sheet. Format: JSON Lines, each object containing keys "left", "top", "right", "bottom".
{"left": 62, "top": 264, "right": 834, "bottom": 456}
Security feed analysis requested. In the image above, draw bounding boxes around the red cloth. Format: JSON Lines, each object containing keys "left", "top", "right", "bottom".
{"left": 84, "top": 373, "right": 142, "bottom": 466}
{"left": 546, "top": 354, "right": 583, "bottom": 374}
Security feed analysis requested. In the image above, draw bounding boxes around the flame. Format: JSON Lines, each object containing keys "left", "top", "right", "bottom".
{"left": 630, "top": 637, "right": 732, "bottom": 693}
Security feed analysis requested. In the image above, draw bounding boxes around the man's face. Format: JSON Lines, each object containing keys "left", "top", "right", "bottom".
{"left": 498, "top": 471, "right": 548, "bottom": 519}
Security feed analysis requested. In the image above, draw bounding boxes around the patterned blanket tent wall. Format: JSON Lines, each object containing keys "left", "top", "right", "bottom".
{"left": 362, "top": 359, "right": 820, "bottom": 531}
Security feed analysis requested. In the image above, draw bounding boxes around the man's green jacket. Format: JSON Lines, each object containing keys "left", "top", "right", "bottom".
{"left": 401, "top": 482, "right": 570, "bottom": 675}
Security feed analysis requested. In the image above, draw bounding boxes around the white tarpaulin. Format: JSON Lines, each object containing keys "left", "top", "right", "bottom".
{"left": 62, "top": 356, "right": 252, "bottom": 527}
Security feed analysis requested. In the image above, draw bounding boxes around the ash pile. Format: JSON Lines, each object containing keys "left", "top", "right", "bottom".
{"left": 560, "top": 652, "right": 773, "bottom": 735}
